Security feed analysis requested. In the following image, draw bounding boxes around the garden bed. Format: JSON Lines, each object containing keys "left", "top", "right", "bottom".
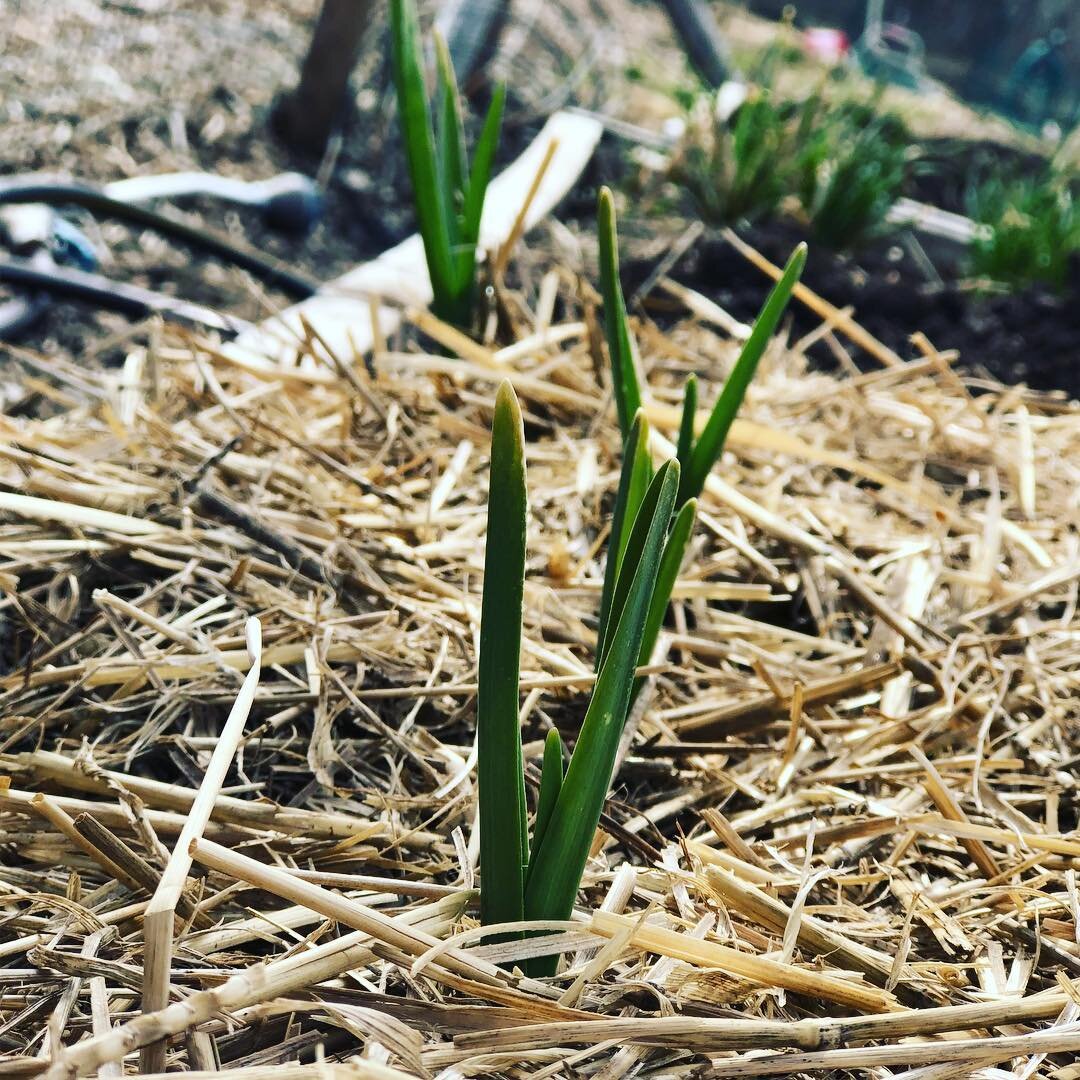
{"left": 1, "top": 230, "right": 1079, "bottom": 1074}
{"left": 3, "top": 2, "right": 1080, "bottom": 1077}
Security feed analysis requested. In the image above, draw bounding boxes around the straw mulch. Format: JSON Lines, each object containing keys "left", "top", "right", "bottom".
{"left": 1, "top": 242, "right": 1079, "bottom": 1079}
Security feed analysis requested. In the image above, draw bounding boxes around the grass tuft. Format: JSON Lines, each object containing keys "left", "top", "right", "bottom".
{"left": 967, "top": 169, "right": 1080, "bottom": 292}
{"left": 670, "top": 87, "right": 910, "bottom": 251}
{"left": 799, "top": 106, "right": 910, "bottom": 249}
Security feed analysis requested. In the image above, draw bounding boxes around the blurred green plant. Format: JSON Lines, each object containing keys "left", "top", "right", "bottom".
{"left": 799, "top": 107, "right": 911, "bottom": 248}
{"left": 669, "top": 82, "right": 912, "bottom": 250}
{"left": 967, "top": 170, "right": 1080, "bottom": 292}
{"left": 670, "top": 89, "right": 795, "bottom": 226}
{"left": 389, "top": 0, "right": 505, "bottom": 328}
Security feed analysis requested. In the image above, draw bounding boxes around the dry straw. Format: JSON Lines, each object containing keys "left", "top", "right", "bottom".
{"left": 0, "top": 215, "right": 1077, "bottom": 1079}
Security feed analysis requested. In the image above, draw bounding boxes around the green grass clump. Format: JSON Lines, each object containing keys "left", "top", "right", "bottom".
{"left": 967, "top": 170, "right": 1080, "bottom": 292}
{"left": 671, "top": 89, "right": 794, "bottom": 226}
{"left": 477, "top": 382, "right": 679, "bottom": 974}
{"left": 797, "top": 104, "right": 910, "bottom": 249}
{"left": 389, "top": 0, "right": 505, "bottom": 328}
{"left": 669, "top": 85, "right": 911, "bottom": 251}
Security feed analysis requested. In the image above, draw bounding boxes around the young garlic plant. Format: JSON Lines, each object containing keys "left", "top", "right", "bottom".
{"left": 389, "top": 0, "right": 505, "bottom": 328}
{"left": 475, "top": 181, "right": 805, "bottom": 981}
{"left": 598, "top": 185, "right": 807, "bottom": 676}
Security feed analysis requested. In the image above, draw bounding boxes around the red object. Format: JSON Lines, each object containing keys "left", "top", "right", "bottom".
{"left": 802, "top": 27, "right": 851, "bottom": 65}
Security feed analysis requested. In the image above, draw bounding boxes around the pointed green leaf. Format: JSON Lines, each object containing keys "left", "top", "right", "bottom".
{"left": 462, "top": 84, "right": 506, "bottom": 248}
{"left": 637, "top": 497, "right": 696, "bottom": 677}
{"left": 684, "top": 243, "right": 806, "bottom": 499}
{"left": 596, "top": 410, "right": 652, "bottom": 670}
{"left": 524, "top": 460, "right": 679, "bottom": 932}
{"left": 434, "top": 32, "right": 468, "bottom": 218}
{"left": 433, "top": 33, "right": 474, "bottom": 316}
{"left": 598, "top": 187, "right": 642, "bottom": 444}
{"left": 598, "top": 446, "right": 674, "bottom": 676}
{"left": 451, "top": 83, "right": 504, "bottom": 311}
{"left": 675, "top": 372, "right": 698, "bottom": 488}
{"left": 477, "top": 381, "right": 528, "bottom": 930}
{"left": 532, "top": 728, "right": 564, "bottom": 860}
{"left": 389, "top": 0, "right": 457, "bottom": 320}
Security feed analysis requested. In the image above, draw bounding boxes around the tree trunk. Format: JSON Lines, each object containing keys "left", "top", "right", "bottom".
{"left": 274, "top": 0, "right": 378, "bottom": 157}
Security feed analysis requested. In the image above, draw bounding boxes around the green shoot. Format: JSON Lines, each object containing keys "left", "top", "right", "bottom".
{"left": 598, "top": 187, "right": 642, "bottom": 442}
{"left": 524, "top": 461, "right": 679, "bottom": 931}
{"left": 637, "top": 496, "right": 696, "bottom": 676}
{"left": 596, "top": 411, "right": 653, "bottom": 670}
{"left": 477, "top": 383, "right": 681, "bottom": 974}
{"left": 435, "top": 36, "right": 468, "bottom": 213}
{"left": 675, "top": 373, "right": 697, "bottom": 475}
{"left": 597, "top": 455, "right": 678, "bottom": 678}
{"left": 680, "top": 243, "right": 806, "bottom": 502}
{"left": 596, "top": 196, "right": 804, "bottom": 707}
{"left": 532, "top": 729, "right": 564, "bottom": 859}
{"left": 476, "top": 381, "right": 528, "bottom": 931}
{"left": 389, "top": 0, "right": 505, "bottom": 328}
{"left": 475, "top": 206, "right": 805, "bottom": 969}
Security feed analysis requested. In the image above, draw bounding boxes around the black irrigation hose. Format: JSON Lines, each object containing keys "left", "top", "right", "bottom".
{"left": 0, "top": 256, "right": 255, "bottom": 336}
{"left": 0, "top": 249, "right": 68, "bottom": 339}
{"left": 0, "top": 177, "right": 320, "bottom": 300}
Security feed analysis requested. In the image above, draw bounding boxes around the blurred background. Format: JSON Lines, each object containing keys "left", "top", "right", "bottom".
{"left": 2, "top": 0, "right": 1077, "bottom": 393}
{"left": 749, "top": 0, "right": 1080, "bottom": 123}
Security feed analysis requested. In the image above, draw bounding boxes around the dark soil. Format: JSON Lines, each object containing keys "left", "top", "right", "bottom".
{"left": 907, "top": 137, "right": 1051, "bottom": 214}
{"left": 640, "top": 217, "right": 1080, "bottom": 399}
